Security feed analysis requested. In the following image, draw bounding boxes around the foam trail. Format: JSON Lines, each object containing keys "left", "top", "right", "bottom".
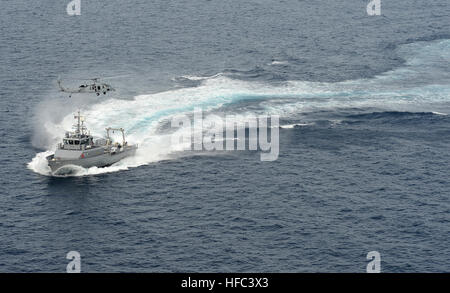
{"left": 28, "top": 39, "right": 450, "bottom": 176}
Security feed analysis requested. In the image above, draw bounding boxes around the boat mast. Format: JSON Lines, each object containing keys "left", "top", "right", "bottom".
{"left": 74, "top": 110, "right": 81, "bottom": 135}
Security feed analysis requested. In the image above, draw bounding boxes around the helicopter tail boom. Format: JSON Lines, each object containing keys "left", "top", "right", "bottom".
{"left": 57, "top": 79, "right": 69, "bottom": 93}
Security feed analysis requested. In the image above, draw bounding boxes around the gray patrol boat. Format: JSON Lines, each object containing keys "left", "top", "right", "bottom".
{"left": 46, "top": 111, "right": 137, "bottom": 173}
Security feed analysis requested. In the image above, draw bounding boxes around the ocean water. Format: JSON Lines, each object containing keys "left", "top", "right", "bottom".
{"left": 0, "top": 0, "right": 449, "bottom": 272}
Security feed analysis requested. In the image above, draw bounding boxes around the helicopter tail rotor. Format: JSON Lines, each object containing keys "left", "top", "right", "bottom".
{"left": 57, "top": 78, "right": 67, "bottom": 92}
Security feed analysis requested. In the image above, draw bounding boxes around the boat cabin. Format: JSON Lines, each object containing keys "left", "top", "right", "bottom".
{"left": 59, "top": 134, "right": 94, "bottom": 150}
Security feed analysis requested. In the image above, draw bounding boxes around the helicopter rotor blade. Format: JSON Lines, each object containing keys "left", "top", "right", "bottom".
{"left": 70, "top": 77, "right": 100, "bottom": 81}
{"left": 100, "top": 74, "right": 130, "bottom": 80}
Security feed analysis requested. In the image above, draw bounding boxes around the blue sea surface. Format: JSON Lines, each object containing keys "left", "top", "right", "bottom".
{"left": 0, "top": 0, "right": 449, "bottom": 272}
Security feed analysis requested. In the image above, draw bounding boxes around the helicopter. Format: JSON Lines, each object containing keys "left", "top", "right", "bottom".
{"left": 57, "top": 77, "right": 116, "bottom": 97}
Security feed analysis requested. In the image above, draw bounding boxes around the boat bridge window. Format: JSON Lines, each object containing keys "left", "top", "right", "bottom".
{"left": 69, "top": 140, "right": 73, "bottom": 145}
{"left": 74, "top": 140, "right": 80, "bottom": 145}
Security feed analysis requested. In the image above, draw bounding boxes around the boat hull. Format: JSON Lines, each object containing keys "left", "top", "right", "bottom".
{"left": 46, "top": 146, "right": 137, "bottom": 173}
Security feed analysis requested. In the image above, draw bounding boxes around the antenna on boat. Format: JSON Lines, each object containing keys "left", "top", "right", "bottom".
{"left": 73, "top": 110, "right": 87, "bottom": 135}
{"left": 74, "top": 110, "right": 81, "bottom": 135}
